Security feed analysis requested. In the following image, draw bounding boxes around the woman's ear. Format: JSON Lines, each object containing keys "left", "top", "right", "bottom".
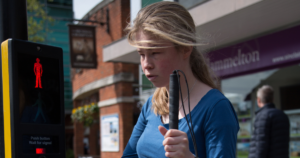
{"left": 182, "top": 46, "right": 193, "bottom": 60}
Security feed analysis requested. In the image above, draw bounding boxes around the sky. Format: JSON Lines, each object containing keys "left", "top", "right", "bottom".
{"left": 73, "top": 0, "right": 103, "bottom": 19}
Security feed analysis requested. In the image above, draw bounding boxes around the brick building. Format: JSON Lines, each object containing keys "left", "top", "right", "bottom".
{"left": 71, "top": 0, "right": 139, "bottom": 157}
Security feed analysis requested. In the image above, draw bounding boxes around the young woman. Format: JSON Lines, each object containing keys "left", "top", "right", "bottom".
{"left": 122, "top": 2, "right": 239, "bottom": 158}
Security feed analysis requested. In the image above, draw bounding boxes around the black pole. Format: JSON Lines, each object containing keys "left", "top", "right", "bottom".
{"left": 0, "top": 0, "right": 28, "bottom": 157}
{"left": 0, "top": 0, "right": 28, "bottom": 42}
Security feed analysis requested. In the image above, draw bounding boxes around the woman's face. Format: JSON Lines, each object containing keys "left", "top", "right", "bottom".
{"left": 136, "top": 31, "right": 184, "bottom": 88}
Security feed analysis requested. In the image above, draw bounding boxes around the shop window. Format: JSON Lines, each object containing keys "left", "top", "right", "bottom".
{"left": 222, "top": 64, "right": 300, "bottom": 157}
{"left": 222, "top": 69, "right": 277, "bottom": 158}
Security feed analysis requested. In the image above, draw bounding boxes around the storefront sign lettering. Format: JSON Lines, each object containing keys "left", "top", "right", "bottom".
{"left": 208, "top": 25, "right": 300, "bottom": 78}
{"left": 210, "top": 50, "right": 260, "bottom": 71}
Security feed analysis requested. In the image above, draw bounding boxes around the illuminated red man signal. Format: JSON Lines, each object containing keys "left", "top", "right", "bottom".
{"left": 34, "top": 58, "right": 43, "bottom": 88}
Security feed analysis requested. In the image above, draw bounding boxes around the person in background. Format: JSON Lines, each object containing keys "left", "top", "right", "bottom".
{"left": 249, "top": 85, "right": 290, "bottom": 158}
{"left": 84, "top": 143, "right": 89, "bottom": 155}
{"left": 122, "top": 1, "right": 239, "bottom": 158}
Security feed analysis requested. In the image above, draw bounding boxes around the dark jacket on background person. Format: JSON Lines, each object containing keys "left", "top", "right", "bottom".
{"left": 248, "top": 103, "right": 290, "bottom": 158}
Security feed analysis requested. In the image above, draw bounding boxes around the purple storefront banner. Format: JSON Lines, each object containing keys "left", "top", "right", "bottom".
{"left": 207, "top": 25, "right": 300, "bottom": 79}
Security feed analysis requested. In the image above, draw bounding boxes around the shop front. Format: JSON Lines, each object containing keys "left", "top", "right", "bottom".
{"left": 209, "top": 24, "right": 300, "bottom": 158}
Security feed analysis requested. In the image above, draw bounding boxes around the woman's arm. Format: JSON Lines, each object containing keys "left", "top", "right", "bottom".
{"left": 204, "top": 99, "right": 239, "bottom": 158}
{"left": 122, "top": 100, "right": 149, "bottom": 158}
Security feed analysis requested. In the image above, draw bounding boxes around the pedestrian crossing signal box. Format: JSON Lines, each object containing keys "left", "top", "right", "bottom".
{"left": 1, "top": 39, "right": 65, "bottom": 158}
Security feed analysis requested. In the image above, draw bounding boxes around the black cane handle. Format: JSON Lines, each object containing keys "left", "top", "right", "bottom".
{"left": 169, "top": 71, "right": 179, "bottom": 129}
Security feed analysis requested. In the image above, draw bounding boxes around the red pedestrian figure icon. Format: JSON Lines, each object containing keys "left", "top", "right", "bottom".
{"left": 34, "top": 58, "right": 43, "bottom": 88}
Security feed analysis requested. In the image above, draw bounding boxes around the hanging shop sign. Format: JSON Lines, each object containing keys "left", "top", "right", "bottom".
{"left": 101, "top": 114, "right": 119, "bottom": 152}
{"left": 207, "top": 25, "right": 300, "bottom": 79}
{"left": 68, "top": 24, "right": 97, "bottom": 68}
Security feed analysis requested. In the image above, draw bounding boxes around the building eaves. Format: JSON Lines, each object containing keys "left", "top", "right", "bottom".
{"left": 81, "top": 0, "right": 114, "bottom": 20}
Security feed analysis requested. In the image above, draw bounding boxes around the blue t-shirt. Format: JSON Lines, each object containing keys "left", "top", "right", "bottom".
{"left": 122, "top": 89, "right": 239, "bottom": 158}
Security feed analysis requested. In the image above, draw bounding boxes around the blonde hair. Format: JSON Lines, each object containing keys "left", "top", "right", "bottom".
{"left": 126, "top": 1, "right": 218, "bottom": 115}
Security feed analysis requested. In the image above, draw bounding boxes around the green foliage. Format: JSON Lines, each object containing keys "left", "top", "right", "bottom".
{"left": 27, "top": 0, "right": 54, "bottom": 42}
{"left": 71, "top": 103, "right": 99, "bottom": 127}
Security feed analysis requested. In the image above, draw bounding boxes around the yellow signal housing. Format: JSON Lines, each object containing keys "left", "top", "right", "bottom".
{"left": 1, "top": 39, "right": 12, "bottom": 158}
